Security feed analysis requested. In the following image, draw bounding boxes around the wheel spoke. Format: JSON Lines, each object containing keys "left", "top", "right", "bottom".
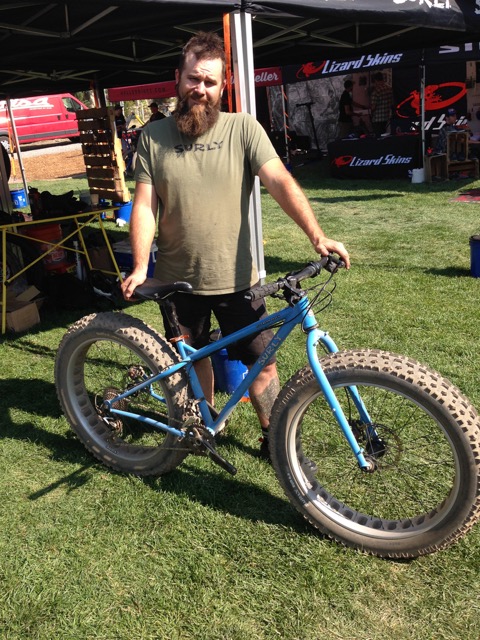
{"left": 271, "top": 350, "right": 480, "bottom": 557}
{"left": 55, "top": 312, "right": 192, "bottom": 476}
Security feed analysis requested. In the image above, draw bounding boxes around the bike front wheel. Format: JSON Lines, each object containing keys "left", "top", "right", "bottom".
{"left": 270, "top": 350, "right": 480, "bottom": 558}
{"left": 55, "top": 312, "right": 193, "bottom": 476}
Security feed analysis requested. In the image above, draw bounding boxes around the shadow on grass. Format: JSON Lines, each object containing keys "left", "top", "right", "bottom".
{"left": 0, "top": 377, "right": 63, "bottom": 420}
{"left": 0, "top": 376, "right": 96, "bottom": 471}
{"left": 264, "top": 254, "right": 305, "bottom": 274}
{"left": 426, "top": 266, "right": 472, "bottom": 278}
{"left": 146, "top": 458, "right": 311, "bottom": 534}
{"left": 28, "top": 464, "right": 95, "bottom": 500}
{"left": 0, "top": 376, "right": 313, "bottom": 532}
{"left": 311, "top": 193, "right": 401, "bottom": 204}
{"left": 2, "top": 336, "right": 60, "bottom": 358}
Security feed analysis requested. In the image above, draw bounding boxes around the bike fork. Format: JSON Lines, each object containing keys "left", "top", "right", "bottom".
{"left": 307, "top": 326, "right": 374, "bottom": 471}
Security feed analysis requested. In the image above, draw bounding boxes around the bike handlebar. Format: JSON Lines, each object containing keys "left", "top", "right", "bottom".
{"left": 244, "top": 281, "right": 284, "bottom": 302}
{"left": 245, "top": 255, "right": 344, "bottom": 302}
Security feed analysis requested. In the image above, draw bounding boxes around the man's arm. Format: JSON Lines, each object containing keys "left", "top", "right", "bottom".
{"left": 258, "top": 157, "right": 350, "bottom": 268}
{"left": 120, "top": 181, "right": 158, "bottom": 299}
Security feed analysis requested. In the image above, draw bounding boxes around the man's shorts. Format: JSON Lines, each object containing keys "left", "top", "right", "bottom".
{"left": 160, "top": 289, "right": 276, "bottom": 366}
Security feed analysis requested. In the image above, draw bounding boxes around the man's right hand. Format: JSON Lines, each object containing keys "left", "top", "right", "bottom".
{"left": 121, "top": 270, "right": 147, "bottom": 300}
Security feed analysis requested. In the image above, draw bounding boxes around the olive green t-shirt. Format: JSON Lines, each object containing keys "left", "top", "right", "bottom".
{"left": 135, "top": 111, "right": 278, "bottom": 294}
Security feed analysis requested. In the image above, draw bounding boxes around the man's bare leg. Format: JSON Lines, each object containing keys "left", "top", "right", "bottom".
{"left": 248, "top": 362, "right": 280, "bottom": 429}
{"left": 195, "top": 358, "right": 214, "bottom": 405}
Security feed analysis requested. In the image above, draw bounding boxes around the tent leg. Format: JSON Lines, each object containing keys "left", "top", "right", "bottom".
{"left": 230, "top": 10, "right": 266, "bottom": 283}
{"left": 6, "top": 97, "right": 29, "bottom": 208}
{"left": 420, "top": 62, "right": 426, "bottom": 166}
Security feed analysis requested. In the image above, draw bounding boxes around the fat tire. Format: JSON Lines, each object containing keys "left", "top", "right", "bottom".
{"left": 269, "top": 349, "right": 480, "bottom": 558}
{"left": 55, "top": 311, "right": 193, "bottom": 476}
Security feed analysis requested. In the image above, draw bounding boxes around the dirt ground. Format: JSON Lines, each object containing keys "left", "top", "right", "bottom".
{"left": 10, "top": 147, "right": 86, "bottom": 182}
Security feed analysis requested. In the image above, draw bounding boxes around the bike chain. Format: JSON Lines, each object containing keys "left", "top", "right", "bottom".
{"left": 97, "top": 372, "right": 222, "bottom": 455}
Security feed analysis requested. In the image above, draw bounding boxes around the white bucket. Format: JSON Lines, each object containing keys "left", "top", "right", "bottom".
{"left": 411, "top": 168, "right": 425, "bottom": 184}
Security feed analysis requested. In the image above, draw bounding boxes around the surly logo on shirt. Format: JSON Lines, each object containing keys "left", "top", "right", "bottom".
{"left": 174, "top": 141, "right": 224, "bottom": 154}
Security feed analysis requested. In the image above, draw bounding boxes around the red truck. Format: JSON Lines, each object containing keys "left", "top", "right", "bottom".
{"left": 0, "top": 93, "right": 88, "bottom": 150}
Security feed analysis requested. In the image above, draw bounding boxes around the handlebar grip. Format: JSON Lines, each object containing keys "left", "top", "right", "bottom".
{"left": 324, "top": 255, "right": 345, "bottom": 273}
{"left": 287, "top": 255, "right": 344, "bottom": 283}
{"left": 288, "top": 260, "right": 324, "bottom": 283}
{"left": 245, "top": 280, "right": 284, "bottom": 301}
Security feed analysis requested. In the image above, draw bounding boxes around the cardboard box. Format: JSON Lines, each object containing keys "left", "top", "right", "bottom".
{"left": 6, "top": 299, "right": 40, "bottom": 332}
{"left": 16, "top": 285, "right": 45, "bottom": 310}
{"left": 6, "top": 286, "right": 41, "bottom": 332}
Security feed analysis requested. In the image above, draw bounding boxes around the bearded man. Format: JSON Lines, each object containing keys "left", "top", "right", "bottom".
{"left": 121, "top": 31, "right": 349, "bottom": 459}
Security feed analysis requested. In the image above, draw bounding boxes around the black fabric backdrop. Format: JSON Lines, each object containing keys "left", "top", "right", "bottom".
{"left": 0, "top": 0, "right": 476, "bottom": 98}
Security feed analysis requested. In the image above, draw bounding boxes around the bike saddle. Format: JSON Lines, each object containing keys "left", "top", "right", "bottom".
{"left": 132, "top": 278, "right": 192, "bottom": 301}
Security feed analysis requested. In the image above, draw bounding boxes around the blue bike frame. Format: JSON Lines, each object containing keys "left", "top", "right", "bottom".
{"left": 104, "top": 294, "right": 373, "bottom": 469}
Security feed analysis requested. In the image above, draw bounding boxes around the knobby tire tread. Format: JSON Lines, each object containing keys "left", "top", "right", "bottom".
{"left": 269, "top": 349, "right": 480, "bottom": 558}
{"left": 55, "top": 312, "right": 193, "bottom": 476}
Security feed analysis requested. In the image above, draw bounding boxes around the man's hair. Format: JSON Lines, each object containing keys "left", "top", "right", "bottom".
{"left": 178, "top": 31, "right": 226, "bottom": 79}
{"left": 344, "top": 80, "right": 353, "bottom": 90}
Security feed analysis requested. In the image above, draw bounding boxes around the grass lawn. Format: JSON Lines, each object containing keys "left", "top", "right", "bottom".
{"left": 1, "top": 160, "right": 480, "bottom": 639}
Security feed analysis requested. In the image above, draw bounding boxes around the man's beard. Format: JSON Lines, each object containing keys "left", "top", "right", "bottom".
{"left": 173, "top": 90, "right": 221, "bottom": 138}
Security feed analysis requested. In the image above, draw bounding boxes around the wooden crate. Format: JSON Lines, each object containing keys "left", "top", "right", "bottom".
{"left": 424, "top": 154, "right": 448, "bottom": 182}
{"left": 76, "top": 107, "right": 131, "bottom": 203}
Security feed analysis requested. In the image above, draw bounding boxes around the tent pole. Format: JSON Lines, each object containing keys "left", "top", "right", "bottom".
{"left": 0, "top": 150, "right": 11, "bottom": 214}
{"left": 223, "top": 13, "right": 234, "bottom": 113}
{"left": 281, "top": 85, "right": 292, "bottom": 172}
{"left": 231, "top": 9, "right": 266, "bottom": 283}
{"left": 6, "top": 97, "right": 29, "bottom": 208}
{"left": 420, "top": 58, "right": 426, "bottom": 166}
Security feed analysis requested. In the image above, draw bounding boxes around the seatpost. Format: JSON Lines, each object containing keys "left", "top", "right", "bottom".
{"left": 159, "top": 298, "right": 183, "bottom": 339}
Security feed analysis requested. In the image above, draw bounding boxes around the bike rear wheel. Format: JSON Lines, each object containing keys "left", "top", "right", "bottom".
{"left": 55, "top": 312, "right": 193, "bottom": 476}
{"left": 270, "top": 350, "right": 480, "bottom": 558}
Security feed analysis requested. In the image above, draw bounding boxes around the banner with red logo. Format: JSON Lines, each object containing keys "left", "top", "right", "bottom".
{"left": 108, "top": 67, "right": 282, "bottom": 102}
{"left": 108, "top": 81, "right": 176, "bottom": 102}
{"left": 392, "top": 62, "right": 468, "bottom": 133}
{"left": 282, "top": 50, "right": 420, "bottom": 84}
{"left": 282, "top": 43, "right": 480, "bottom": 86}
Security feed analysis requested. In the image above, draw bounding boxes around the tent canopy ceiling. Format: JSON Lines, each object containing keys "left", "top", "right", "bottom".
{"left": 0, "top": 0, "right": 477, "bottom": 99}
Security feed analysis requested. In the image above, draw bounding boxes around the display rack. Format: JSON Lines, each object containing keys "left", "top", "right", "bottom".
{"left": 0, "top": 209, "right": 123, "bottom": 334}
{"left": 76, "top": 107, "right": 131, "bottom": 203}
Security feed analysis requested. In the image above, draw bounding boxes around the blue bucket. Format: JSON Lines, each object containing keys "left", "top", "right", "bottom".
{"left": 470, "top": 235, "right": 480, "bottom": 277}
{"left": 211, "top": 348, "right": 249, "bottom": 397}
{"left": 10, "top": 188, "right": 27, "bottom": 209}
{"left": 114, "top": 201, "right": 132, "bottom": 223}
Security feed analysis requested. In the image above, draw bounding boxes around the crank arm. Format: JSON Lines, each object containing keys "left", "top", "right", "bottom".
{"left": 201, "top": 438, "right": 237, "bottom": 476}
